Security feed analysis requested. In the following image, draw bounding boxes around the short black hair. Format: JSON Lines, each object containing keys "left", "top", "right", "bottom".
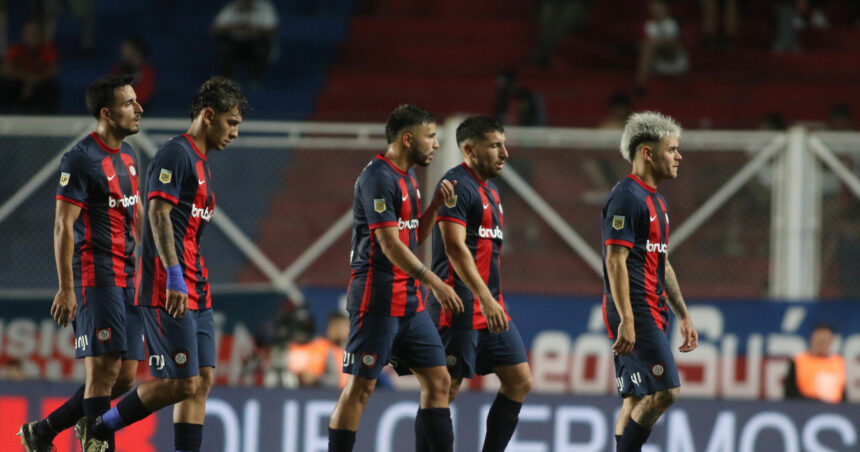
{"left": 85, "top": 74, "right": 135, "bottom": 119}
{"left": 455, "top": 116, "right": 504, "bottom": 145}
{"left": 384, "top": 104, "right": 435, "bottom": 144}
{"left": 189, "top": 76, "right": 249, "bottom": 120}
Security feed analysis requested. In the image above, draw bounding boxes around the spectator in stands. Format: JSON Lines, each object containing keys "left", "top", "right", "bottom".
{"left": 826, "top": 103, "right": 853, "bottom": 130}
{"left": 0, "top": 20, "right": 60, "bottom": 114}
{"left": 635, "top": 0, "right": 688, "bottom": 94}
{"left": 700, "top": 0, "right": 738, "bottom": 49}
{"left": 37, "top": 0, "right": 95, "bottom": 56}
{"left": 212, "top": 0, "right": 279, "bottom": 87}
{"left": 531, "top": 0, "right": 591, "bottom": 68}
{"left": 784, "top": 324, "right": 845, "bottom": 403}
{"left": 1, "top": 358, "right": 27, "bottom": 380}
{"left": 110, "top": 36, "right": 156, "bottom": 107}
{"left": 286, "top": 311, "right": 350, "bottom": 388}
{"left": 493, "top": 68, "right": 546, "bottom": 126}
{"left": 599, "top": 92, "right": 633, "bottom": 129}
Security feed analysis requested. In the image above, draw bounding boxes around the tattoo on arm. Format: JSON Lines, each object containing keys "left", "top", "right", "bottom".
{"left": 665, "top": 261, "right": 688, "bottom": 318}
{"left": 150, "top": 202, "right": 179, "bottom": 268}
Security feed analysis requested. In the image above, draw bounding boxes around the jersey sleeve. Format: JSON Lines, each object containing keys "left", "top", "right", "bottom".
{"left": 436, "top": 178, "right": 470, "bottom": 227}
{"left": 358, "top": 171, "right": 399, "bottom": 230}
{"left": 147, "top": 145, "right": 188, "bottom": 205}
{"left": 56, "top": 151, "right": 90, "bottom": 207}
{"left": 603, "top": 192, "right": 638, "bottom": 249}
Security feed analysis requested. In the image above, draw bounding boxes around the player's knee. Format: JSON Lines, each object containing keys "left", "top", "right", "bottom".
{"left": 345, "top": 378, "right": 375, "bottom": 406}
{"left": 428, "top": 371, "right": 451, "bottom": 400}
{"left": 448, "top": 378, "right": 463, "bottom": 402}
{"left": 112, "top": 376, "right": 135, "bottom": 398}
{"left": 171, "top": 377, "right": 200, "bottom": 401}
{"left": 516, "top": 372, "right": 533, "bottom": 397}
{"left": 197, "top": 369, "right": 215, "bottom": 396}
{"left": 654, "top": 388, "right": 679, "bottom": 408}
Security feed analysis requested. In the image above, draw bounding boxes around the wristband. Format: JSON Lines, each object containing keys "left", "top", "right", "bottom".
{"left": 166, "top": 264, "right": 188, "bottom": 294}
{"left": 413, "top": 265, "right": 427, "bottom": 281}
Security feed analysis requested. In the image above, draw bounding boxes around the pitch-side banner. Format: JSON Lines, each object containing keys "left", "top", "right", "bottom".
{"left": 1, "top": 291, "right": 859, "bottom": 399}
{"left": 0, "top": 382, "right": 856, "bottom": 452}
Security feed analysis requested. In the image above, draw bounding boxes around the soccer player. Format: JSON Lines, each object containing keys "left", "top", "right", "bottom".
{"left": 19, "top": 74, "right": 144, "bottom": 452}
{"left": 601, "top": 111, "right": 698, "bottom": 452}
{"left": 426, "top": 116, "right": 532, "bottom": 452}
{"left": 328, "top": 104, "right": 464, "bottom": 452}
{"left": 74, "top": 76, "right": 247, "bottom": 452}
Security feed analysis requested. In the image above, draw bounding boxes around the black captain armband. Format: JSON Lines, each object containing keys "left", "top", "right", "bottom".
{"left": 412, "top": 265, "right": 427, "bottom": 281}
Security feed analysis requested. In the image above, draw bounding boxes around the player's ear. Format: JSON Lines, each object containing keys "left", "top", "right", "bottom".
{"left": 401, "top": 132, "right": 412, "bottom": 149}
{"left": 202, "top": 107, "right": 215, "bottom": 125}
{"left": 100, "top": 107, "right": 111, "bottom": 122}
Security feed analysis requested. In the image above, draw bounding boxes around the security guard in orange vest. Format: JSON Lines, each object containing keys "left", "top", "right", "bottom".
{"left": 785, "top": 324, "right": 846, "bottom": 403}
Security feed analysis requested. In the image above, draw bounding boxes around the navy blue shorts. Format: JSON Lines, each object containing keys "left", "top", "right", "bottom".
{"left": 140, "top": 307, "right": 215, "bottom": 379}
{"left": 73, "top": 286, "right": 145, "bottom": 360}
{"left": 343, "top": 310, "right": 446, "bottom": 379}
{"left": 441, "top": 322, "right": 529, "bottom": 379}
{"left": 613, "top": 327, "right": 681, "bottom": 398}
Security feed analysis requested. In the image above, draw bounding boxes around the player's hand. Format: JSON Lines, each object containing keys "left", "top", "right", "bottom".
{"left": 678, "top": 317, "right": 698, "bottom": 352}
{"left": 479, "top": 296, "right": 509, "bottom": 334}
{"left": 431, "top": 179, "right": 457, "bottom": 209}
{"left": 50, "top": 288, "right": 77, "bottom": 327}
{"left": 165, "top": 289, "right": 189, "bottom": 318}
{"left": 431, "top": 280, "right": 464, "bottom": 316}
{"left": 612, "top": 319, "right": 635, "bottom": 355}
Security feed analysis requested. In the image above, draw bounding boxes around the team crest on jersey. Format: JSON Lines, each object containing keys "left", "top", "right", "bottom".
{"left": 59, "top": 172, "right": 70, "bottom": 187}
{"left": 361, "top": 353, "right": 377, "bottom": 368}
{"left": 96, "top": 328, "right": 111, "bottom": 343}
{"left": 159, "top": 168, "right": 173, "bottom": 184}
{"left": 612, "top": 215, "right": 625, "bottom": 230}
{"left": 373, "top": 198, "right": 386, "bottom": 213}
{"left": 651, "top": 362, "right": 666, "bottom": 378}
{"left": 173, "top": 350, "right": 189, "bottom": 367}
{"left": 445, "top": 194, "right": 457, "bottom": 208}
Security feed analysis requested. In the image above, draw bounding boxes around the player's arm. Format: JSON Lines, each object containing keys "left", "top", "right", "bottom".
{"left": 51, "top": 200, "right": 81, "bottom": 327}
{"left": 374, "top": 226, "right": 463, "bottom": 315}
{"left": 134, "top": 202, "right": 143, "bottom": 245}
{"left": 665, "top": 260, "right": 697, "bottom": 352}
{"left": 605, "top": 244, "right": 635, "bottom": 355}
{"left": 149, "top": 197, "right": 189, "bottom": 318}
{"left": 438, "top": 221, "right": 508, "bottom": 333}
{"left": 416, "top": 179, "right": 456, "bottom": 245}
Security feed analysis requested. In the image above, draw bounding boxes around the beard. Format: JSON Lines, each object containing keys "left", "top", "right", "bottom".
{"left": 410, "top": 146, "right": 433, "bottom": 167}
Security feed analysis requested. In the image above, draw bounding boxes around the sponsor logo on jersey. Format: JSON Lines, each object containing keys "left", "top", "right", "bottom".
{"left": 646, "top": 240, "right": 668, "bottom": 253}
{"left": 445, "top": 194, "right": 457, "bottom": 208}
{"left": 374, "top": 198, "right": 386, "bottom": 213}
{"left": 361, "top": 353, "right": 377, "bottom": 368}
{"left": 479, "top": 225, "right": 504, "bottom": 240}
{"left": 96, "top": 328, "right": 112, "bottom": 343}
{"left": 159, "top": 168, "right": 173, "bottom": 184}
{"left": 612, "top": 215, "right": 625, "bottom": 230}
{"left": 398, "top": 218, "right": 419, "bottom": 230}
{"left": 59, "top": 172, "right": 70, "bottom": 187}
{"left": 173, "top": 350, "right": 189, "bottom": 367}
{"left": 191, "top": 204, "right": 214, "bottom": 222}
{"left": 108, "top": 193, "right": 139, "bottom": 208}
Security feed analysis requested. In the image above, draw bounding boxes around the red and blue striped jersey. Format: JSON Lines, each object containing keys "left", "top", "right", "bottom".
{"left": 601, "top": 174, "right": 670, "bottom": 336}
{"left": 55, "top": 132, "right": 140, "bottom": 288}
{"left": 136, "top": 134, "right": 214, "bottom": 310}
{"left": 346, "top": 154, "right": 423, "bottom": 317}
{"left": 428, "top": 163, "right": 509, "bottom": 330}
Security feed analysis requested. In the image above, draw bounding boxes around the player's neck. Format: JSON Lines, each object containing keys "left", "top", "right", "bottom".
{"left": 93, "top": 124, "right": 124, "bottom": 150}
{"left": 184, "top": 126, "right": 210, "bottom": 156}
{"left": 384, "top": 146, "right": 412, "bottom": 172}
{"left": 464, "top": 160, "right": 488, "bottom": 182}
{"left": 631, "top": 165, "right": 659, "bottom": 190}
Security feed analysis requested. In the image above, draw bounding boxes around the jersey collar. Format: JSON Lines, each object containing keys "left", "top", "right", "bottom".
{"left": 627, "top": 174, "right": 656, "bottom": 193}
{"left": 183, "top": 133, "right": 208, "bottom": 160}
{"left": 376, "top": 153, "right": 407, "bottom": 176}
{"left": 461, "top": 162, "right": 487, "bottom": 187}
{"left": 90, "top": 132, "right": 120, "bottom": 154}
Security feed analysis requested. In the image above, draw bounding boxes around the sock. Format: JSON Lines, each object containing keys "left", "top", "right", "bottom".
{"left": 616, "top": 434, "right": 622, "bottom": 445}
{"left": 482, "top": 392, "right": 523, "bottom": 452}
{"left": 35, "top": 384, "right": 85, "bottom": 438}
{"left": 618, "top": 418, "right": 651, "bottom": 452}
{"left": 414, "top": 409, "right": 430, "bottom": 452}
{"left": 328, "top": 428, "right": 356, "bottom": 452}
{"left": 83, "top": 396, "right": 112, "bottom": 442}
{"left": 416, "top": 408, "right": 454, "bottom": 452}
{"left": 93, "top": 388, "right": 151, "bottom": 436}
{"left": 174, "top": 423, "right": 203, "bottom": 452}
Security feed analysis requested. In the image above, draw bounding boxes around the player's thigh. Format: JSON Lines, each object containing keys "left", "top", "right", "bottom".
{"left": 476, "top": 321, "right": 529, "bottom": 377}
{"left": 342, "top": 311, "right": 398, "bottom": 379}
{"left": 392, "top": 310, "right": 447, "bottom": 374}
{"left": 439, "top": 327, "right": 479, "bottom": 380}
{"left": 122, "top": 287, "right": 146, "bottom": 361}
{"left": 140, "top": 306, "right": 200, "bottom": 379}
{"left": 74, "top": 286, "right": 130, "bottom": 359}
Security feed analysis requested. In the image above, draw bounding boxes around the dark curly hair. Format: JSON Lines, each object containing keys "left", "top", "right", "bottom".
{"left": 189, "top": 76, "right": 249, "bottom": 119}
